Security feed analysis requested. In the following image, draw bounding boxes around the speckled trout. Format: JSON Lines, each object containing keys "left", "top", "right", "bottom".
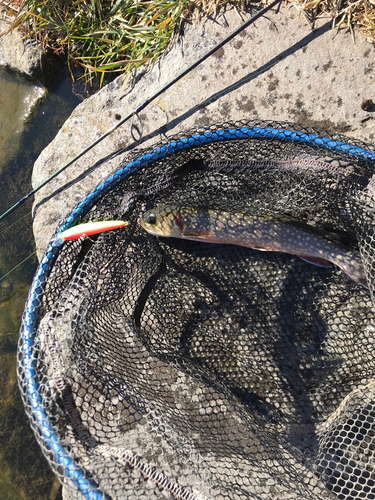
{"left": 138, "top": 205, "right": 368, "bottom": 288}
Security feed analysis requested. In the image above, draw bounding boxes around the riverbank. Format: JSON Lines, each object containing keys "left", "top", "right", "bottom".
{"left": 1, "top": 0, "right": 374, "bottom": 90}
{"left": 0, "top": 2, "right": 374, "bottom": 499}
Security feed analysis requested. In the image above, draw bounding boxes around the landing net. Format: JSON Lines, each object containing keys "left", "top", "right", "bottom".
{"left": 19, "top": 120, "right": 375, "bottom": 500}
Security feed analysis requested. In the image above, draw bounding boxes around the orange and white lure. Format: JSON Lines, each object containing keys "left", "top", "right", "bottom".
{"left": 54, "top": 220, "right": 128, "bottom": 245}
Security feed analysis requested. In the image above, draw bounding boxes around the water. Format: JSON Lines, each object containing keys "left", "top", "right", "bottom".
{"left": 0, "top": 67, "right": 82, "bottom": 500}
{"left": 0, "top": 70, "right": 44, "bottom": 171}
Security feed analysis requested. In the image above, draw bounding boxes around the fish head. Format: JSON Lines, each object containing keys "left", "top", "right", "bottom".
{"left": 138, "top": 205, "right": 183, "bottom": 237}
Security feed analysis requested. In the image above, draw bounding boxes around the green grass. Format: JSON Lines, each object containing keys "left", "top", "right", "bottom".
{"left": 0, "top": 0, "right": 375, "bottom": 86}
{"left": 2, "top": 0, "right": 374, "bottom": 87}
{"left": 3, "top": 0, "right": 194, "bottom": 86}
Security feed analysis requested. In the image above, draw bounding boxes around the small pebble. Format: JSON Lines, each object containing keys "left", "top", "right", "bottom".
{"left": 361, "top": 99, "right": 374, "bottom": 111}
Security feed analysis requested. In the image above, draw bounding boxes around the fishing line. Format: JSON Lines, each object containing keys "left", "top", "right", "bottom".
{"left": 0, "top": 209, "right": 32, "bottom": 236}
{"left": 0, "top": 250, "right": 37, "bottom": 283}
{"left": 0, "top": 0, "right": 282, "bottom": 224}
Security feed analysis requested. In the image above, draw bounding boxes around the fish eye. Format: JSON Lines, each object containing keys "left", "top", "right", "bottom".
{"left": 146, "top": 213, "right": 157, "bottom": 225}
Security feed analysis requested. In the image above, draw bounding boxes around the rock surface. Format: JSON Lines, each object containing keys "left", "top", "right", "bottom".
{"left": 0, "top": 9, "right": 43, "bottom": 79}
{"left": 32, "top": 5, "right": 375, "bottom": 259}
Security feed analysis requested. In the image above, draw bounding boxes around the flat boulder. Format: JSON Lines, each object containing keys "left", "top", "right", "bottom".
{"left": 31, "top": 6, "right": 375, "bottom": 259}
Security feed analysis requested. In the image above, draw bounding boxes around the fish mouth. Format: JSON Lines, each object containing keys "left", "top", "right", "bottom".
{"left": 137, "top": 218, "right": 151, "bottom": 233}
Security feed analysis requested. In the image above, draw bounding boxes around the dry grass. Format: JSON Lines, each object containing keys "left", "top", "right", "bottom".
{"left": 184, "top": 0, "right": 375, "bottom": 41}
{"left": 288, "top": 0, "right": 375, "bottom": 41}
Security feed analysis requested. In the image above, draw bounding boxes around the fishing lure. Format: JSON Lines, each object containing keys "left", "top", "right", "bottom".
{"left": 54, "top": 220, "right": 128, "bottom": 245}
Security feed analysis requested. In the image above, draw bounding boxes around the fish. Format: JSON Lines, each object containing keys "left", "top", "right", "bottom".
{"left": 138, "top": 205, "right": 368, "bottom": 289}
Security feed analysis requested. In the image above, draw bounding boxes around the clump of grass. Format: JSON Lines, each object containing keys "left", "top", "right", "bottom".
{"left": 1, "top": 0, "right": 374, "bottom": 88}
{"left": 1, "top": 0, "right": 194, "bottom": 86}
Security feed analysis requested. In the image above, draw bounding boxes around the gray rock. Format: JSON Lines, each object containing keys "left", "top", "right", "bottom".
{"left": 32, "top": 6, "right": 375, "bottom": 259}
{"left": 0, "top": 9, "right": 43, "bottom": 79}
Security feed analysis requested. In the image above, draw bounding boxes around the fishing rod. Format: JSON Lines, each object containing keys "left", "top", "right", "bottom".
{"left": 0, "top": 0, "right": 282, "bottom": 223}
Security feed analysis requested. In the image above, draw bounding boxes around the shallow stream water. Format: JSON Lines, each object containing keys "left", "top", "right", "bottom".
{"left": 0, "top": 66, "right": 82, "bottom": 500}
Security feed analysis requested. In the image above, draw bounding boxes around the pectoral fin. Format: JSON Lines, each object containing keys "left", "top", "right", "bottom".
{"left": 298, "top": 255, "right": 332, "bottom": 268}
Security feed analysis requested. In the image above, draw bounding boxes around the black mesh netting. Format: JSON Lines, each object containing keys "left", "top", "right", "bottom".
{"left": 19, "top": 121, "right": 375, "bottom": 500}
